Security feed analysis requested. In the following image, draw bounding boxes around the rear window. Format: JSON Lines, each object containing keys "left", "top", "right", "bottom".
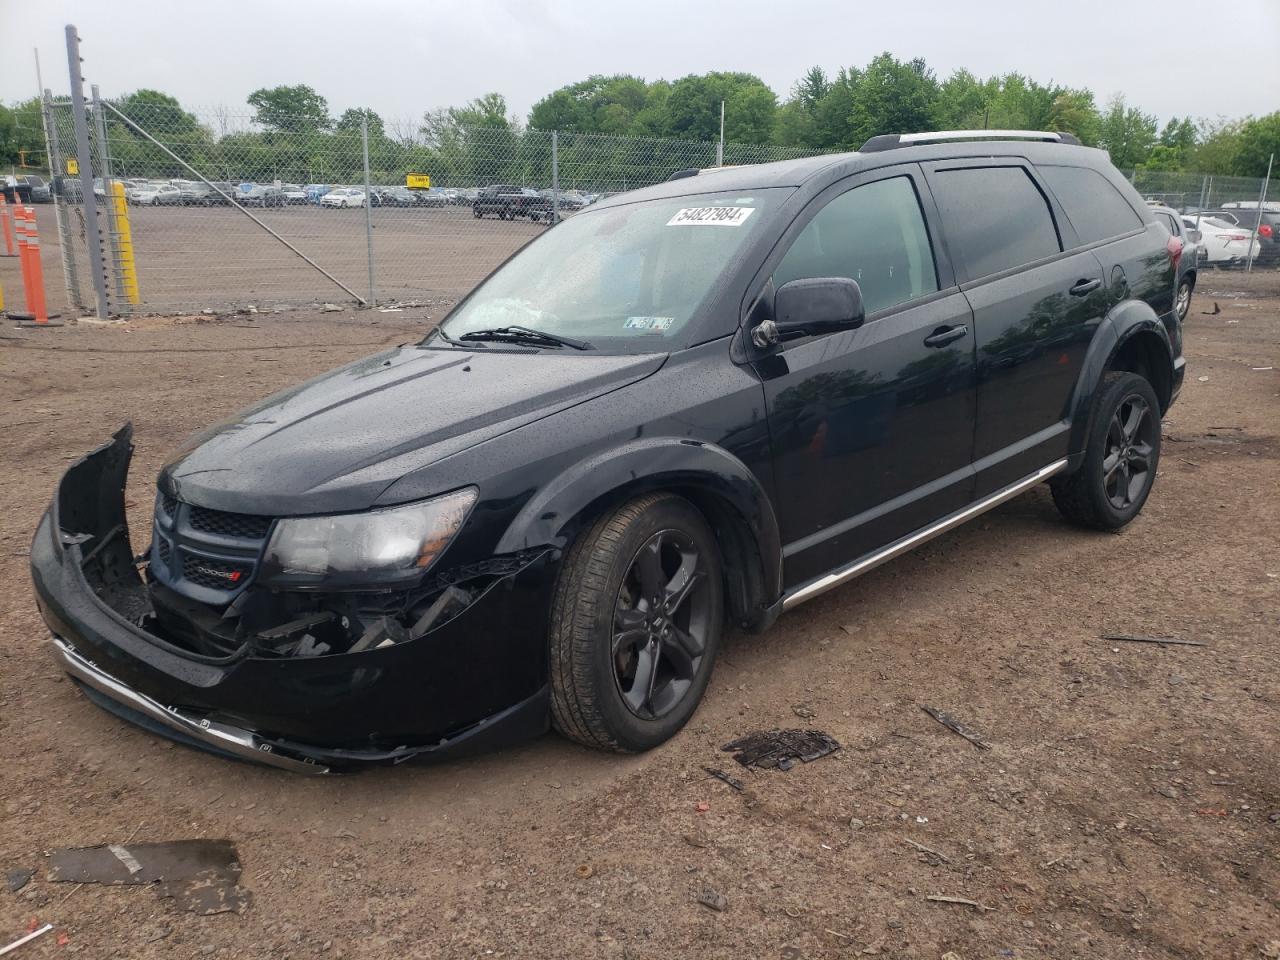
{"left": 1039, "top": 165, "right": 1143, "bottom": 245}
{"left": 928, "top": 166, "right": 1062, "bottom": 280}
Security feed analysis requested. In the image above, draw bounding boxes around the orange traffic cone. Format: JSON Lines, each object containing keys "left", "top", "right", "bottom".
{"left": 13, "top": 206, "right": 63, "bottom": 327}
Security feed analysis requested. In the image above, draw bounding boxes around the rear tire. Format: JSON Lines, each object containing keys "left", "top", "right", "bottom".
{"left": 1051, "top": 371, "right": 1161, "bottom": 530}
{"left": 1176, "top": 278, "right": 1192, "bottom": 321}
{"left": 549, "top": 493, "right": 724, "bottom": 753}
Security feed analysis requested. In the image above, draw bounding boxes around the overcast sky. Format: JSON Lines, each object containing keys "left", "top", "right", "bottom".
{"left": 7, "top": 0, "right": 1279, "bottom": 130}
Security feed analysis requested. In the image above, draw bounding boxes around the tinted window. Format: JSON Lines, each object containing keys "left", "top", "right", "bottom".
{"left": 773, "top": 176, "right": 938, "bottom": 315}
{"left": 929, "top": 166, "right": 1061, "bottom": 280}
{"left": 1155, "top": 212, "right": 1179, "bottom": 236}
{"left": 1039, "top": 165, "right": 1143, "bottom": 244}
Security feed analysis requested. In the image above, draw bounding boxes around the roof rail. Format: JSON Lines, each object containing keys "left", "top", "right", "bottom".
{"left": 860, "top": 130, "right": 1082, "bottom": 152}
{"left": 667, "top": 167, "right": 699, "bottom": 181}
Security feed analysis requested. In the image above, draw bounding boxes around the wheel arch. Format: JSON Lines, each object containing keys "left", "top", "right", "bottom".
{"left": 1066, "top": 300, "right": 1175, "bottom": 462}
{"left": 493, "top": 438, "right": 783, "bottom": 631}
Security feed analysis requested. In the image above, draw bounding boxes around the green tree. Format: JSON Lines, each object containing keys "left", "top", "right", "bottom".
{"left": 335, "top": 107, "right": 385, "bottom": 138}
{"left": 1234, "top": 112, "right": 1280, "bottom": 177}
{"left": 247, "top": 84, "right": 331, "bottom": 133}
{"left": 665, "top": 72, "right": 776, "bottom": 143}
{"left": 844, "top": 54, "right": 938, "bottom": 147}
{"left": 1097, "top": 96, "right": 1157, "bottom": 168}
{"left": 0, "top": 98, "right": 46, "bottom": 169}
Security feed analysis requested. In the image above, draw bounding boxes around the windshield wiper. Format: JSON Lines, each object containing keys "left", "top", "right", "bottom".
{"left": 458, "top": 326, "right": 592, "bottom": 351}
{"left": 431, "top": 326, "right": 470, "bottom": 347}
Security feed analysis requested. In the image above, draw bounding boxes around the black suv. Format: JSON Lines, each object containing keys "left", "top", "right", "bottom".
{"left": 31, "top": 131, "right": 1184, "bottom": 772}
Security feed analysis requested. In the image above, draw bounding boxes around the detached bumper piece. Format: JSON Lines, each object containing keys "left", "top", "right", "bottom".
{"left": 30, "top": 425, "right": 553, "bottom": 772}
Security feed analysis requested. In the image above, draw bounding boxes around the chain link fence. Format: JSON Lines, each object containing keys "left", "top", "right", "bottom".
{"left": 18, "top": 95, "right": 1276, "bottom": 318}
{"left": 32, "top": 98, "right": 821, "bottom": 316}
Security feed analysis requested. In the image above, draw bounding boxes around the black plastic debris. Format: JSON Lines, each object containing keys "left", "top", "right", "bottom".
{"left": 47, "top": 839, "right": 249, "bottom": 915}
{"left": 5, "top": 867, "right": 33, "bottom": 893}
{"left": 721, "top": 729, "right": 840, "bottom": 770}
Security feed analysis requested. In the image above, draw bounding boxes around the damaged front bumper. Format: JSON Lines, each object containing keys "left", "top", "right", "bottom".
{"left": 29, "top": 426, "right": 554, "bottom": 772}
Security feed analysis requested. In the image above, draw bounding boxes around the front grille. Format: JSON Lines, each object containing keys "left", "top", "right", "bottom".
{"left": 159, "top": 492, "right": 178, "bottom": 520}
{"left": 157, "top": 538, "right": 172, "bottom": 564}
{"left": 182, "top": 554, "right": 252, "bottom": 591}
{"left": 188, "top": 505, "right": 274, "bottom": 540}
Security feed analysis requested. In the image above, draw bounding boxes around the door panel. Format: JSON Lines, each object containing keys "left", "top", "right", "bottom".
{"left": 966, "top": 249, "right": 1108, "bottom": 493}
{"left": 762, "top": 292, "right": 977, "bottom": 586}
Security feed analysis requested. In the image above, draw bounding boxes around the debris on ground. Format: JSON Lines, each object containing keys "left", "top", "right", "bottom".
{"left": 1102, "top": 633, "right": 1207, "bottom": 648}
{"left": 904, "top": 838, "right": 952, "bottom": 863}
{"left": 4, "top": 869, "right": 32, "bottom": 893}
{"left": 702, "top": 766, "right": 745, "bottom": 792}
{"left": 721, "top": 729, "right": 840, "bottom": 770}
{"left": 926, "top": 894, "right": 994, "bottom": 911}
{"left": 694, "top": 801, "right": 710, "bottom": 813}
{"left": 47, "top": 839, "right": 249, "bottom": 915}
{"left": 920, "top": 706, "right": 992, "bottom": 750}
{"left": 790, "top": 702, "right": 817, "bottom": 719}
{"left": 322, "top": 303, "right": 342, "bottom": 312}
{"left": 696, "top": 888, "right": 727, "bottom": 912}
{"left": 574, "top": 864, "right": 594, "bottom": 879}
{"left": 0, "top": 922, "right": 53, "bottom": 956}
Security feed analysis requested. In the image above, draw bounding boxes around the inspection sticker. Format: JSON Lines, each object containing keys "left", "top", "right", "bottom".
{"left": 666, "top": 206, "right": 754, "bottom": 227}
{"left": 624, "top": 316, "right": 675, "bottom": 331}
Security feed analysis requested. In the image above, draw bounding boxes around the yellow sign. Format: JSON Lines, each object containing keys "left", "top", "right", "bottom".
{"left": 65, "top": 158, "right": 79, "bottom": 176}
{"left": 405, "top": 174, "right": 431, "bottom": 189}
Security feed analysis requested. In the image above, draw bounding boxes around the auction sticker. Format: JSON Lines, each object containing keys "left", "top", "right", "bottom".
{"left": 624, "top": 316, "right": 675, "bottom": 331}
{"left": 666, "top": 206, "right": 755, "bottom": 227}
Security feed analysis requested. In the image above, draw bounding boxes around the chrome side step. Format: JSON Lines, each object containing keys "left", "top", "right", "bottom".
{"left": 782, "top": 459, "right": 1068, "bottom": 611}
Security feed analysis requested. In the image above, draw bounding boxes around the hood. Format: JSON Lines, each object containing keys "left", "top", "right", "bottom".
{"left": 161, "top": 345, "right": 666, "bottom": 515}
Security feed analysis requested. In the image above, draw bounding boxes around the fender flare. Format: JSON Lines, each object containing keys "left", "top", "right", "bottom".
{"left": 1066, "top": 299, "right": 1174, "bottom": 459}
{"left": 493, "top": 437, "right": 783, "bottom": 617}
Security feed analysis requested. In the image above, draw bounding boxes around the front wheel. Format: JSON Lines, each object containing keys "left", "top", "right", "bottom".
{"left": 1051, "top": 371, "right": 1161, "bottom": 530}
{"left": 549, "top": 493, "right": 724, "bottom": 753}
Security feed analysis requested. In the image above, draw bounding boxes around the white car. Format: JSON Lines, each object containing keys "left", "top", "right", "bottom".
{"left": 281, "top": 183, "right": 307, "bottom": 205}
{"left": 130, "top": 183, "right": 182, "bottom": 206}
{"left": 320, "top": 188, "right": 366, "bottom": 208}
{"left": 1182, "top": 215, "right": 1262, "bottom": 267}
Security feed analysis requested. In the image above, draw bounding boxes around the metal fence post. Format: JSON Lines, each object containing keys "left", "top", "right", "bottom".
{"left": 66, "top": 24, "right": 110, "bottom": 318}
{"left": 41, "top": 89, "right": 83, "bottom": 311}
{"left": 1246, "top": 153, "right": 1273, "bottom": 274}
{"left": 91, "top": 83, "right": 127, "bottom": 308}
{"left": 362, "top": 114, "right": 374, "bottom": 307}
{"left": 551, "top": 130, "right": 559, "bottom": 225}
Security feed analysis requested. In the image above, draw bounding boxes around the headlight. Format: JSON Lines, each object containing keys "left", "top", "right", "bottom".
{"left": 262, "top": 488, "right": 476, "bottom": 587}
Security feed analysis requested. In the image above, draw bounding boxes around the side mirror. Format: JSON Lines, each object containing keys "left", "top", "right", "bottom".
{"left": 772, "top": 277, "right": 865, "bottom": 341}
{"left": 1187, "top": 229, "right": 1202, "bottom": 244}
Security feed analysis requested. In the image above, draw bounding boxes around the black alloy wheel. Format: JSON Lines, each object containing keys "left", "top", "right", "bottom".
{"left": 549, "top": 493, "right": 724, "bottom": 752}
{"left": 1102, "top": 392, "right": 1155, "bottom": 511}
{"left": 611, "top": 528, "right": 713, "bottom": 721}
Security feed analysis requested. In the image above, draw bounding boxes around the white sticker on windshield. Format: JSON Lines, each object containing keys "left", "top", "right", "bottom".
{"left": 624, "top": 316, "right": 674, "bottom": 331}
{"left": 666, "top": 206, "right": 755, "bottom": 227}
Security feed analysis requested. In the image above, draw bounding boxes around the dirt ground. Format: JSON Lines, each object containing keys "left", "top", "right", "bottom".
{"left": 16, "top": 203, "right": 544, "bottom": 316}
{"left": 0, "top": 276, "right": 1277, "bottom": 959}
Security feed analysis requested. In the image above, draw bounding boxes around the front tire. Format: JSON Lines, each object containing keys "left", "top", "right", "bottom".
{"left": 1051, "top": 371, "right": 1161, "bottom": 530}
{"left": 549, "top": 493, "right": 724, "bottom": 753}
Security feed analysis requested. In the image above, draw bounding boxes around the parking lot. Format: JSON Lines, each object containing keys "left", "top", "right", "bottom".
{"left": 0, "top": 275, "right": 1276, "bottom": 958}
{"left": 25, "top": 203, "right": 546, "bottom": 315}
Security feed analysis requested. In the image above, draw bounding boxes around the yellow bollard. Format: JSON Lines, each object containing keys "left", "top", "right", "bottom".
{"left": 110, "top": 181, "right": 140, "bottom": 305}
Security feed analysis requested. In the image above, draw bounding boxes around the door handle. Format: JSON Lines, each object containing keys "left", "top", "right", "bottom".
{"left": 1069, "top": 278, "right": 1102, "bottom": 297}
{"left": 923, "top": 324, "right": 968, "bottom": 348}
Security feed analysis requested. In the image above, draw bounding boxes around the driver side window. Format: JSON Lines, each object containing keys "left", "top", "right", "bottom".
{"left": 774, "top": 176, "right": 939, "bottom": 315}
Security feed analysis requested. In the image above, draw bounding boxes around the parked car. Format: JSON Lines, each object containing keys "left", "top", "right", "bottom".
{"left": 473, "top": 184, "right": 553, "bottom": 220}
{"left": 238, "top": 185, "right": 285, "bottom": 208}
{"left": 19, "top": 176, "right": 52, "bottom": 203}
{"left": 1148, "top": 204, "right": 1199, "bottom": 320}
{"left": 280, "top": 183, "right": 307, "bottom": 205}
{"left": 52, "top": 175, "right": 82, "bottom": 202}
{"left": 370, "top": 186, "right": 418, "bottom": 207}
{"left": 130, "top": 183, "right": 183, "bottom": 206}
{"left": 1183, "top": 214, "right": 1262, "bottom": 268}
{"left": 176, "top": 182, "right": 216, "bottom": 206}
{"left": 538, "top": 188, "right": 586, "bottom": 212}
{"left": 320, "top": 187, "right": 365, "bottom": 208}
{"left": 2, "top": 175, "right": 33, "bottom": 204}
{"left": 30, "top": 130, "right": 1185, "bottom": 771}
{"left": 1207, "top": 203, "right": 1280, "bottom": 265}
{"left": 304, "top": 184, "right": 333, "bottom": 205}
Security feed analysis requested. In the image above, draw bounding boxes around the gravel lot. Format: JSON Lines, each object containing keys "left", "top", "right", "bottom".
{"left": 20, "top": 203, "right": 544, "bottom": 315}
{"left": 0, "top": 276, "right": 1276, "bottom": 959}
